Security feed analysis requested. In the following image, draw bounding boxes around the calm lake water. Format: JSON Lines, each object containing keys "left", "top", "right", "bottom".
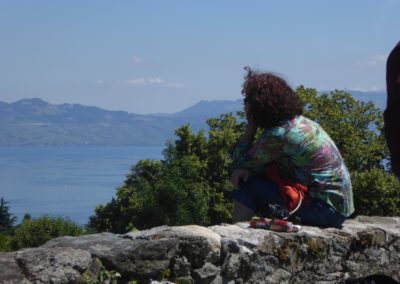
{"left": 0, "top": 145, "right": 163, "bottom": 225}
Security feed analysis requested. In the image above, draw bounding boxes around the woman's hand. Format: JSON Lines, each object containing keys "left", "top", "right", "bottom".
{"left": 231, "top": 168, "right": 253, "bottom": 189}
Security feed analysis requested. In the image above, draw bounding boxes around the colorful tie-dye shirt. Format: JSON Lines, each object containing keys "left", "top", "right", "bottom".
{"left": 232, "top": 115, "right": 354, "bottom": 217}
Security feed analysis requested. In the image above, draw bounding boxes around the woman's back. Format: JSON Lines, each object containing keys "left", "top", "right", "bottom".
{"left": 279, "top": 116, "right": 344, "bottom": 182}
{"left": 270, "top": 116, "right": 353, "bottom": 216}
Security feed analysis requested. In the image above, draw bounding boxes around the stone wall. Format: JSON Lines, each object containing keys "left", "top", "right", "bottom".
{"left": 0, "top": 216, "right": 399, "bottom": 283}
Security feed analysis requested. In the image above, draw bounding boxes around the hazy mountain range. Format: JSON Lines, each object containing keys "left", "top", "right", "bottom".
{"left": 0, "top": 98, "right": 243, "bottom": 146}
{"left": 0, "top": 90, "right": 386, "bottom": 146}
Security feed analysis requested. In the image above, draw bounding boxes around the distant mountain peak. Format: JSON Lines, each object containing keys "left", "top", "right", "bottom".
{"left": 173, "top": 99, "right": 242, "bottom": 117}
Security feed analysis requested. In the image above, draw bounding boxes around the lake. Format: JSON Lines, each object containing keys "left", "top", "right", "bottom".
{"left": 0, "top": 145, "right": 164, "bottom": 225}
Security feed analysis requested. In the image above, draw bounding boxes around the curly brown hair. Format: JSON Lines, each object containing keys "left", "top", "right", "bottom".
{"left": 242, "top": 67, "right": 303, "bottom": 129}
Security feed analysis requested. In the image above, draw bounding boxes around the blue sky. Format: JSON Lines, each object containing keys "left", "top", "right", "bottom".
{"left": 0, "top": 0, "right": 399, "bottom": 114}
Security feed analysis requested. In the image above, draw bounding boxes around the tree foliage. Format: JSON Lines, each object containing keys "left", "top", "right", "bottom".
{"left": 351, "top": 168, "right": 400, "bottom": 216}
{"left": 89, "top": 87, "right": 398, "bottom": 233}
{"left": 10, "top": 216, "right": 84, "bottom": 250}
{"left": 0, "top": 197, "right": 17, "bottom": 233}
{"left": 89, "top": 117, "right": 244, "bottom": 232}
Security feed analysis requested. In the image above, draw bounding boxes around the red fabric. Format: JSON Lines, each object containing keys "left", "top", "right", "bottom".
{"left": 265, "top": 163, "right": 308, "bottom": 212}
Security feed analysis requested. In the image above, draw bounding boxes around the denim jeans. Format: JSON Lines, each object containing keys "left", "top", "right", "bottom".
{"left": 231, "top": 175, "right": 345, "bottom": 228}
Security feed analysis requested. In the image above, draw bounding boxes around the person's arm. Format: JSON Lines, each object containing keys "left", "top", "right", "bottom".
{"left": 230, "top": 128, "right": 282, "bottom": 188}
{"left": 238, "top": 120, "right": 257, "bottom": 144}
{"left": 231, "top": 125, "right": 283, "bottom": 173}
{"left": 230, "top": 120, "right": 258, "bottom": 189}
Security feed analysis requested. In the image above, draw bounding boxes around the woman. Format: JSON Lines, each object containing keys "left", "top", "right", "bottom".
{"left": 231, "top": 68, "right": 354, "bottom": 228}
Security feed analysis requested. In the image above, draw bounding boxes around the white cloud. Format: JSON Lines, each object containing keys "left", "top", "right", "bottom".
{"left": 148, "top": 77, "right": 164, "bottom": 84}
{"left": 353, "top": 53, "right": 387, "bottom": 67}
{"left": 125, "top": 77, "right": 183, "bottom": 88}
{"left": 126, "top": 78, "right": 147, "bottom": 85}
{"left": 95, "top": 80, "right": 105, "bottom": 85}
{"left": 166, "top": 82, "right": 184, "bottom": 88}
{"left": 132, "top": 56, "right": 143, "bottom": 64}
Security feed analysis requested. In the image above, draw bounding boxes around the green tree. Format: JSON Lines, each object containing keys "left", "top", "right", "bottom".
{"left": 0, "top": 197, "right": 17, "bottom": 233}
{"left": 89, "top": 115, "right": 243, "bottom": 232}
{"left": 91, "top": 155, "right": 211, "bottom": 232}
{"left": 164, "top": 118, "right": 244, "bottom": 224}
{"left": 88, "top": 160, "right": 164, "bottom": 233}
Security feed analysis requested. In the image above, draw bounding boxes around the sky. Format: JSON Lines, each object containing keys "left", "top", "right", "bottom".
{"left": 0, "top": 0, "right": 399, "bottom": 114}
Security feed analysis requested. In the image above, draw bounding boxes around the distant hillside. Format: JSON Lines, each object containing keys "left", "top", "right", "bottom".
{"left": 171, "top": 99, "right": 242, "bottom": 131}
{"left": 0, "top": 99, "right": 173, "bottom": 145}
{"left": 173, "top": 99, "right": 242, "bottom": 117}
{"left": 0, "top": 98, "right": 241, "bottom": 146}
{"left": 0, "top": 90, "right": 385, "bottom": 146}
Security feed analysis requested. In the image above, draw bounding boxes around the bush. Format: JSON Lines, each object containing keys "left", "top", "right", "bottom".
{"left": 351, "top": 168, "right": 400, "bottom": 216}
{"left": 0, "top": 233, "right": 12, "bottom": 252}
{"left": 10, "top": 216, "right": 85, "bottom": 250}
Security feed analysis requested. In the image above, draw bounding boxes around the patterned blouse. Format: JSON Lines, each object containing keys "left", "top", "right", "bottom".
{"left": 232, "top": 115, "right": 354, "bottom": 217}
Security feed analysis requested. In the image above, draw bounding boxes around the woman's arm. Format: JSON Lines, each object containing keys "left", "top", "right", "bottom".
{"left": 232, "top": 124, "right": 283, "bottom": 171}
{"left": 238, "top": 120, "right": 258, "bottom": 144}
{"left": 230, "top": 120, "right": 258, "bottom": 189}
